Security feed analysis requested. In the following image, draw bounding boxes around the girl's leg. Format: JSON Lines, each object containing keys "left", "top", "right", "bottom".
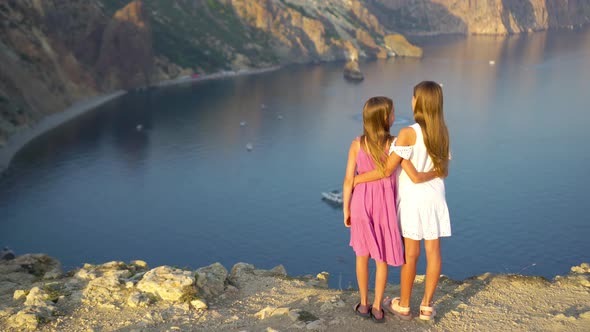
{"left": 372, "top": 260, "right": 388, "bottom": 314}
{"left": 422, "top": 239, "right": 441, "bottom": 309}
{"left": 399, "top": 238, "right": 421, "bottom": 308}
{"left": 356, "top": 255, "right": 370, "bottom": 311}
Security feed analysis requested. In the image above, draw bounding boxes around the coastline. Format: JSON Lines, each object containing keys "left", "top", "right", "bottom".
{"left": 151, "top": 65, "right": 281, "bottom": 88}
{"left": 0, "top": 66, "right": 281, "bottom": 176}
{"left": 1, "top": 255, "right": 589, "bottom": 331}
{"left": 0, "top": 90, "right": 127, "bottom": 175}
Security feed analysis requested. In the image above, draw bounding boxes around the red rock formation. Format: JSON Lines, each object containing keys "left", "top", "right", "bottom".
{"left": 231, "top": 0, "right": 329, "bottom": 61}
{"left": 371, "top": 0, "right": 590, "bottom": 35}
{"left": 96, "top": 0, "right": 153, "bottom": 90}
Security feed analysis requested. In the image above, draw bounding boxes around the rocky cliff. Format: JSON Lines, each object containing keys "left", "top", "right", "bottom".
{"left": 368, "top": 0, "right": 590, "bottom": 35}
{"left": 1, "top": 254, "right": 589, "bottom": 331}
{"left": 0, "top": 0, "right": 423, "bottom": 145}
{"left": 1, "top": 0, "right": 589, "bottom": 147}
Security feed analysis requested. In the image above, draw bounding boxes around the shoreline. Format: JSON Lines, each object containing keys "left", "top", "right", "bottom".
{"left": 0, "top": 90, "right": 127, "bottom": 175}
{"left": 152, "top": 65, "right": 282, "bottom": 88}
{"left": 0, "top": 66, "right": 281, "bottom": 176}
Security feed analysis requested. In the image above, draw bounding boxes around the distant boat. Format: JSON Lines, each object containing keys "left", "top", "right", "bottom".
{"left": 246, "top": 143, "right": 253, "bottom": 151}
{"left": 322, "top": 190, "right": 343, "bottom": 205}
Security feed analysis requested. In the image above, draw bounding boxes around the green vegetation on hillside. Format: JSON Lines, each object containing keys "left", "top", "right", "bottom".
{"left": 318, "top": 16, "right": 340, "bottom": 42}
{"left": 364, "top": 0, "right": 431, "bottom": 32}
{"left": 341, "top": 10, "right": 383, "bottom": 44}
{"left": 101, "top": 0, "right": 278, "bottom": 72}
{"left": 279, "top": 0, "right": 314, "bottom": 19}
{"left": 100, "top": 0, "right": 129, "bottom": 16}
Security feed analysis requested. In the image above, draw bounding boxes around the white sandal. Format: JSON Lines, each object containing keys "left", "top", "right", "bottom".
{"left": 419, "top": 303, "right": 436, "bottom": 321}
{"left": 383, "top": 296, "right": 412, "bottom": 320}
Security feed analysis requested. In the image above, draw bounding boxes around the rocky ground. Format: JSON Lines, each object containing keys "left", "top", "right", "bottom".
{"left": 1, "top": 254, "right": 589, "bottom": 331}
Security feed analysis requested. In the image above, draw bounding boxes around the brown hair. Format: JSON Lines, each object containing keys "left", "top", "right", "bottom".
{"left": 361, "top": 96, "right": 394, "bottom": 175}
{"left": 413, "top": 81, "right": 449, "bottom": 177}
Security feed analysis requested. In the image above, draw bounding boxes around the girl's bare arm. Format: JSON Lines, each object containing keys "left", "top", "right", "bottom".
{"left": 401, "top": 160, "right": 437, "bottom": 183}
{"left": 354, "top": 128, "right": 436, "bottom": 185}
{"left": 342, "top": 140, "right": 359, "bottom": 227}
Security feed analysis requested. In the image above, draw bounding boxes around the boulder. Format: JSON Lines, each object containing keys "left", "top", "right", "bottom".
{"left": 270, "top": 265, "right": 287, "bottom": 276}
{"left": 6, "top": 307, "right": 43, "bottom": 330}
{"left": 0, "top": 254, "right": 61, "bottom": 300}
{"left": 195, "top": 263, "right": 228, "bottom": 299}
{"left": 136, "top": 266, "right": 195, "bottom": 302}
{"left": 229, "top": 263, "right": 255, "bottom": 287}
{"left": 82, "top": 274, "right": 126, "bottom": 308}
{"left": 0, "top": 248, "right": 15, "bottom": 260}
{"left": 74, "top": 261, "right": 143, "bottom": 308}
{"left": 0, "top": 254, "right": 62, "bottom": 279}
{"left": 13, "top": 289, "right": 27, "bottom": 301}
{"left": 6, "top": 286, "right": 57, "bottom": 329}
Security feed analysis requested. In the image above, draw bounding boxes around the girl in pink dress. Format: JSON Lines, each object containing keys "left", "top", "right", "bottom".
{"left": 342, "top": 96, "right": 436, "bottom": 322}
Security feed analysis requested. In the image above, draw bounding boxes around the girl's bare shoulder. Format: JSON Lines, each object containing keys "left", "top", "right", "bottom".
{"left": 397, "top": 127, "right": 416, "bottom": 145}
{"left": 349, "top": 137, "right": 361, "bottom": 152}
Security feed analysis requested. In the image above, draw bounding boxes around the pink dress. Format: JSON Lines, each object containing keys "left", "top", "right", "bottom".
{"left": 349, "top": 138, "right": 404, "bottom": 266}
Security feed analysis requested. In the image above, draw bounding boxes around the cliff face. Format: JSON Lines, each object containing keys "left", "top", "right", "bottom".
{"left": 368, "top": 0, "right": 590, "bottom": 35}
{"left": 228, "top": 0, "right": 413, "bottom": 61}
{"left": 0, "top": 0, "right": 101, "bottom": 145}
{"left": 96, "top": 1, "right": 153, "bottom": 90}
{"left": 2, "top": 0, "right": 589, "bottom": 145}
{"left": 0, "top": 0, "right": 424, "bottom": 144}
{"left": 0, "top": 0, "right": 159, "bottom": 144}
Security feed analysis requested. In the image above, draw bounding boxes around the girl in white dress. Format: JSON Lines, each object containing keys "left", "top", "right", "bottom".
{"left": 354, "top": 81, "right": 450, "bottom": 321}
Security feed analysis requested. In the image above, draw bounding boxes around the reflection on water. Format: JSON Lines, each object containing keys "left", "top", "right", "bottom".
{"left": 1, "top": 27, "right": 589, "bottom": 287}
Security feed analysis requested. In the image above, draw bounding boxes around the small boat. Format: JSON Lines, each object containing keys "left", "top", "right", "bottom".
{"left": 322, "top": 190, "right": 343, "bottom": 205}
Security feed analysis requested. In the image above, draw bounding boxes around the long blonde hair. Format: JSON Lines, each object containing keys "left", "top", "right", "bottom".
{"left": 413, "top": 81, "right": 449, "bottom": 177}
{"left": 361, "top": 96, "right": 393, "bottom": 175}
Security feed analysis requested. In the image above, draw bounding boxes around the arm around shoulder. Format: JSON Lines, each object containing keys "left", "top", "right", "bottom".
{"left": 395, "top": 127, "right": 437, "bottom": 183}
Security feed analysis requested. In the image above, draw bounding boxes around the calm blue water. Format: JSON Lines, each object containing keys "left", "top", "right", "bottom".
{"left": 1, "top": 28, "right": 589, "bottom": 288}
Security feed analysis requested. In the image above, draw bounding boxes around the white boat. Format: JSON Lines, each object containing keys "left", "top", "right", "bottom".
{"left": 322, "top": 190, "right": 343, "bottom": 205}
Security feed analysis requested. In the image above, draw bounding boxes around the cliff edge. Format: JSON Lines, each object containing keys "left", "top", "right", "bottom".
{"left": 1, "top": 254, "right": 589, "bottom": 331}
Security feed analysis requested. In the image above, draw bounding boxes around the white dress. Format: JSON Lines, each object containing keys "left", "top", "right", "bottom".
{"left": 390, "top": 123, "right": 451, "bottom": 240}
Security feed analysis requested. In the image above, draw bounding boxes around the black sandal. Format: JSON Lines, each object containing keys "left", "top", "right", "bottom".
{"left": 353, "top": 302, "right": 371, "bottom": 318}
{"left": 370, "top": 307, "right": 386, "bottom": 323}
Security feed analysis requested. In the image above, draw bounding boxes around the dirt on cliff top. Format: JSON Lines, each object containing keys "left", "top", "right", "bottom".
{"left": 1, "top": 256, "right": 589, "bottom": 332}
